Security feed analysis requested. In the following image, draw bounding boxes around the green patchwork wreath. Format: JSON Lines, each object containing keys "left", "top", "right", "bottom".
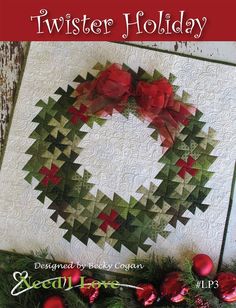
{"left": 23, "top": 62, "right": 217, "bottom": 254}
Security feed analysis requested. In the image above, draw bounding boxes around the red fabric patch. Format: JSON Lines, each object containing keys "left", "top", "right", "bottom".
{"left": 39, "top": 164, "right": 61, "bottom": 186}
{"left": 176, "top": 156, "right": 198, "bottom": 179}
{"left": 68, "top": 105, "right": 89, "bottom": 124}
{"left": 98, "top": 210, "right": 121, "bottom": 232}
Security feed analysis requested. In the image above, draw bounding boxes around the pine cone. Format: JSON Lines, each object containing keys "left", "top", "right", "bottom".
{"left": 195, "top": 295, "right": 210, "bottom": 308}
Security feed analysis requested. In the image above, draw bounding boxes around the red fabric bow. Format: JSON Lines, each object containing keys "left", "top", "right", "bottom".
{"left": 72, "top": 64, "right": 195, "bottom": 149}
{"left": 75, "top": 63, "right": 132, "bottom": 116}
{"left": 136, "top": 78, "right": 195, "bottom": 149}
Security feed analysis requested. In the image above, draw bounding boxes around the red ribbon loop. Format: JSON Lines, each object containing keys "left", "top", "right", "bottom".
{"left": 72, "top": 64, "right": 195, "bottom": 149}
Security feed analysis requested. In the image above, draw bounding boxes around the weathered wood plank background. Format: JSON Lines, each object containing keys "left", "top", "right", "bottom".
{"left": 138, "top": 41, "right": 236, "bottom": 64}
{"left": 0, "top": 42, "right": 27, "bottom": 158}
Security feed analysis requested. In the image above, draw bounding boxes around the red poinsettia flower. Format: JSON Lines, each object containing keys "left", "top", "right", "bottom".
{"left": 94, "top": 63, "right": 132, "bottom": 100}
{"left": 136, "top": 78, "right": 173, "bottom": 114}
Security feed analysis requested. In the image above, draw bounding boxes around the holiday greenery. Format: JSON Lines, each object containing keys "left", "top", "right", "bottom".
{"left": 0, "top": 250, "right": 235, "bottom": 308}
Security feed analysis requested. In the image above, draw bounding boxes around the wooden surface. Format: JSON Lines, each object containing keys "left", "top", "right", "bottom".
{"left": 0, "top": 42, "right": 27, "bottom": 158}
{"left": 138, "top": 42, "right": 236, "bottom": 64}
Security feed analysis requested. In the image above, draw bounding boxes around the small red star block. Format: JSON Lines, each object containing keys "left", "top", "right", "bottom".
{"left": 39, "top": 164, "right": 61, "bottom": 186}
{"left": 68, "top": 105, "right": 89, "bottom": 124}
{"left": 176, "top": 155, "right": 198, "bottom": 179}
{"left": 98, "top": 210, "right": 121, "bottom": 232}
